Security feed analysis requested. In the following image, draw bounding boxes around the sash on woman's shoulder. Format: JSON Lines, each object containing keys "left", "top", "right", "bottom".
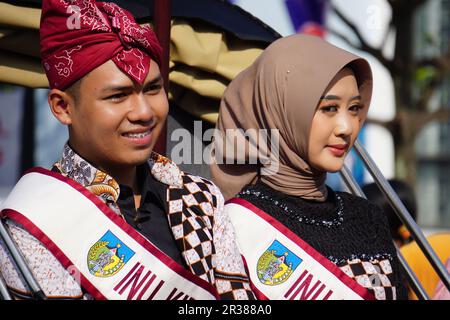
{"left": 225, "top": 198, "right": 374, "bottom": 300}
{"left": 0, "top": 167, "right": 219, "bottom": 300}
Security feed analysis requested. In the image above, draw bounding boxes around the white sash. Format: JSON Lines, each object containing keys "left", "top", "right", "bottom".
{"left": 0, "top": 168, "right": 218, "bottom": 300}
{"left": 225, "top": 198, "right": 374, "bottom": 300}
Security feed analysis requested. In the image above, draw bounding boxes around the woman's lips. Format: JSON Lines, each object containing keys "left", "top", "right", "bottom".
{"left": 327, "top": 144, "right": 348, "bottom": 157}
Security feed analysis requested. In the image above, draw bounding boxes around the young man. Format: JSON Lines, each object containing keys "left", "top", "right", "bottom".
{"left": 0, "top": 0, "right": 254, "bottom": 300}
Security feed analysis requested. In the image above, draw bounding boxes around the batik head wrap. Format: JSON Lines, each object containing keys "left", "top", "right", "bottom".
{"left": 40, "top": 0, "right": 162, "bottom": 90}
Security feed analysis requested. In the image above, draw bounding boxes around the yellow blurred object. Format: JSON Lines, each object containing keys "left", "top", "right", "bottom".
{"left": 400, "top": 233, "right": 450, "bottom": 299}
{"left": 0, "top": 51, "right": 48, "bottom": 88}
{"left": 0, "top": 2, "right": 41, "bottom": 29}
{"left": 398, "top": 225, "right": 412, "bottom": 242}
{"left": 169, "top": 20, "right": 264, "bottom": 123}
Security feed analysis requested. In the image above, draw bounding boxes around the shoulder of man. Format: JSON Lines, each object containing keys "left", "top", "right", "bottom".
{"left": 148, "top": 152, "right": 224, "bottom": 214}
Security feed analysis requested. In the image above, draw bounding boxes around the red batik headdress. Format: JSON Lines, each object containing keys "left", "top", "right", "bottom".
{"left": 40, "top": 0, "right": 162, "bottom": 90}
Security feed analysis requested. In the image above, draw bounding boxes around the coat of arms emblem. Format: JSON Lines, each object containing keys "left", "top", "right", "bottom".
{"left": 87, "top": 230, "right": 135, "bottom": 278}
{"left": 257, "top": 240, "right": 302, "bottom": 286}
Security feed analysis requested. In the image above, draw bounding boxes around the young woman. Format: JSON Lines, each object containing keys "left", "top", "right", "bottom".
{"left": 210, "top": 34, "right": 408, "bottom": 300}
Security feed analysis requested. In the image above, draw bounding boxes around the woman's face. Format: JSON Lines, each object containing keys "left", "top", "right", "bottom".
{"left": 307, "top": 68, "right": 365, "bottom": 172}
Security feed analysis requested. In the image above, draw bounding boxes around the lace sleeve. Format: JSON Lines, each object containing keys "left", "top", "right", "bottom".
{"left": 0, "top": 220, "right": 88, "bottom": 299}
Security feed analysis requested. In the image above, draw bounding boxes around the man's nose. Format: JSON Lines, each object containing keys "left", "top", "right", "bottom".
{"left": 127, "top": 94, "right": 154, "bottom": 123}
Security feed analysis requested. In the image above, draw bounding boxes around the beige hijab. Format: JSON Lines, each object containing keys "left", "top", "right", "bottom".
{"left": 210, "top": 34, "right": 373, "bottom": 201}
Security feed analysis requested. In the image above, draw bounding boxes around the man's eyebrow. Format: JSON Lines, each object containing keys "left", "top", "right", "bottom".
{"left": 143, "top": 75, "right": 163, "bottom": 88}
{"left": 101, "top": 75, "right": 163, "bottom": 93}
{"left": 101, "top": 84, "right": 134, "bottom": 93}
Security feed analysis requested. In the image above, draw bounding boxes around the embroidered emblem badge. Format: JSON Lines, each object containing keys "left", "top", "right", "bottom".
{"left": 257, "top": 240, "right": 302, "bottom": 286}
{"left": 87, "top": 230, "right": 134, "bottom": 277}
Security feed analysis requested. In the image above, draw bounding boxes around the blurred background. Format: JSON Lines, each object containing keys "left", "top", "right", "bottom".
{"left": 0, "top": 0, "right": 449, "bottom": 234}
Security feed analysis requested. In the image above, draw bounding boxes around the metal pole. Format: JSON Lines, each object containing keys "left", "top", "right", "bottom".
{"left": 339, "top": 165, "right": 430, "bottom": 300}
{"left": 353, "top": 140, "right": 450, "bottom": 291}
{"left": 0, "top": 219, "right": 46, "bottom": 299}
{"left": 0, "top": 271, "right": 13, "bottom": 300}
{"left": 153, "top": 0, "right": 171, "bottom": 156}
{"left": 339, "top": 165, "right": 365, "bottom": 196}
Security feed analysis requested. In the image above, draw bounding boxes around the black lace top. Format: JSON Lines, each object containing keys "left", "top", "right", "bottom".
{"left": 237, "top": 180, "right": 408, "bottom": 300}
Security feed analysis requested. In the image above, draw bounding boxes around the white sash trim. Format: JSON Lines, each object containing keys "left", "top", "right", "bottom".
{"left": 225, "top": 198, "right": 373, "bottom": 300}
{"left": 1, "top": 168, "right": 218, "bottom": 300}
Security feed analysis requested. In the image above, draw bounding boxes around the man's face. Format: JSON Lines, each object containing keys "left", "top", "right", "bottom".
{"left": 65, "top": 59, "right": 168, "bottom": 172}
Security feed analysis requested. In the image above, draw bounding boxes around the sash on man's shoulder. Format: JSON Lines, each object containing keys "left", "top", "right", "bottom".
{"left": 0, "top": 168, "right": 219, "bottom": 300}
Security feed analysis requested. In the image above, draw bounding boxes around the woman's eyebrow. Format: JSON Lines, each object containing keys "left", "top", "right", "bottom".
{"left": 320, "top": 94, "right": 340, "bottom": 100}
{"left": 320, "top": 95, "right": 362, "bottom": 101}
{"left": 350, "top": 95, "right": 362, "bottom": 101}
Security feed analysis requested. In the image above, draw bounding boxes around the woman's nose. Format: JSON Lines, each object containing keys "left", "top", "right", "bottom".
{"left": 334, "top": 113, "right": 353, "bottom": 137}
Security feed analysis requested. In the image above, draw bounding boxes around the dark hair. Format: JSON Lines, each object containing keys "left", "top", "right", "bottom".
{"left": 65, "top": 77, "right": 83, "bottom": 103}
{"left": 362, "top": 179, "right": 417, "bottom": 243}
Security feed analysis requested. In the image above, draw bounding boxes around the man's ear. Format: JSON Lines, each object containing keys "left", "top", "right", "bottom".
{"left": 48, "top": 89, "right": 75, "bottom": 125}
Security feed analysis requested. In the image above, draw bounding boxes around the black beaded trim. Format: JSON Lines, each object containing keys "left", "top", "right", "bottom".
{"left": 214, "top": 270, "right": 249, "bottom": 282}
{"left": 327, "top": 253, "right": 394, "bottom": 265}
{"left": 237, "top": 189, "right": 344, "bottom": 228}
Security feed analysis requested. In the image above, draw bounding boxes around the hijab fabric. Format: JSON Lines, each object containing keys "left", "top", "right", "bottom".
{"left": 210, "top": 34, "right": 373, "bottom": 201}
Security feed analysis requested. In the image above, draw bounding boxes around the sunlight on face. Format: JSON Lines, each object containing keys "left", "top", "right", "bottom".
{"left": 307, "top": 68, "right": 365, "bottom": 173}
